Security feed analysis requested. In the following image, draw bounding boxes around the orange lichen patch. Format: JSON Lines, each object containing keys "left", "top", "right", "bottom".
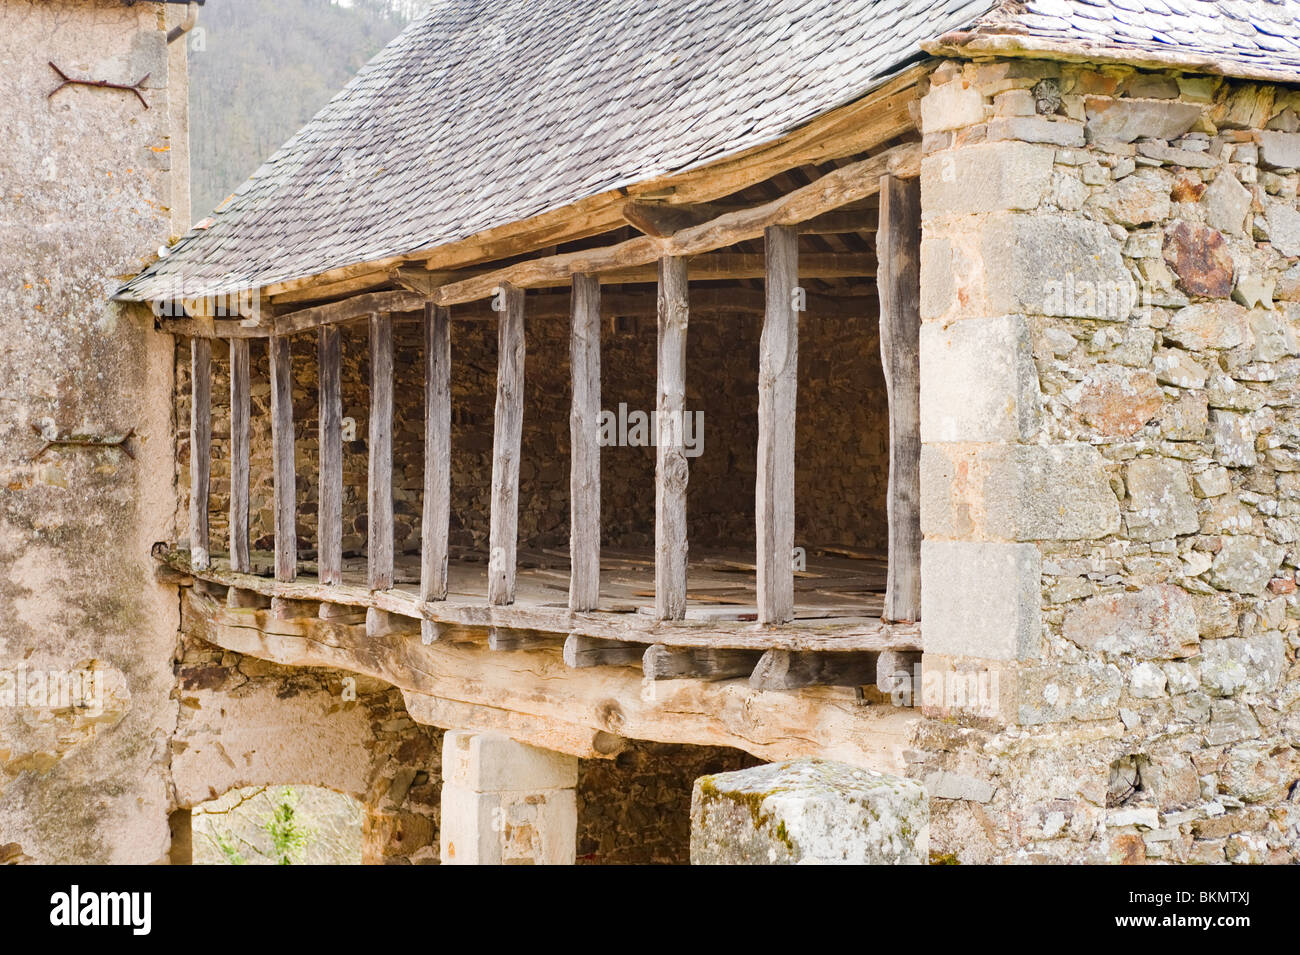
{"left": 151, "top": 144, "right": 171, "bottom": 153}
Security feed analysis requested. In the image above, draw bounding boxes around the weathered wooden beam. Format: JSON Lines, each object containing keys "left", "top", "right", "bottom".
{"left": 488, "top": 284, "right": 525, "bottom": 605}
{"left": 421, "top": 302, "right": 451, "bottom": 602}
{"left": 624, "top": 202, "right": 874, "bottom": 239}
{"left": 489, "top": 627, "right": 563, "bottom": 652}
{"left": 188, "top": 588, "right": 923, "bottom": 770}
{"left": 269, "top": 335, "right": 296, "bottom": 582}
{"left": 563, "top": 634, "right": 643, "bottom": 668}
{"left": 446, "top": 288, "right": 878, "bottom": 322}
{"left": 164, "top": 318, "right": 267, "bottom": 339}
{"left": 188, "top": 337, "right": 212, "bottom": 571}
{"left": 598, "top": 252, "right": 873, "bottom": 286}
{"left": 642, "top": 645, "right": 762, "bottom": 681}
{"left": 271, "top": 596, "right": 320, "bottom": 621}
{"left": 226, "top": 587, "right": 270, "bottom": 609}
{"left": 275, "top": 290, "right": 424, "bottom": 336}
{"left": 160, "top": 542, "right": 922, "bottom": 652}
{"left": 756, "top": 225, "right": 799, "bottom": 625}
{"left": 748, "top": 650, "right": 879, "bottom": 690}
{"left": 368, "top": 311, "right": 394, "bottom": 591}
{"left": 655, "top": 257, "right": 689, "bottom": 621}
{"left": 569, "top": 273, "right": 601, "bottom": 612}
{"left": 318, "top": 325, "right": 343, "bottom": 587}
{"left": 877, "top": 175, "right": 922, "bottom": 624}
{"left": 432, "top": 142, "right": 917, "bottom": 306}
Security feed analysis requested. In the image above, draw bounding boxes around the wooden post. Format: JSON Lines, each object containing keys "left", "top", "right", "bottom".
{"left": 368, "top": 311, "right": 394, "bottom": 592}
{"left": 269, "top": 334, "right": 297, "bottom": 582}
{"left": 422, "top": 302, "right": 451, "bottom": 602}
{"left": 318, "top": 325, "right": 343, "bottom": 586}
{"left": 489, "top": 284, "right": 525, "bottom": 605}
{"left": 569, "top": 273, "right": 601, "bottom": 612}
{"left": 877, "top": 174, "right": 922, "bottom": 623}
{"left": 756, "top": 225, "right": 799, "bottom": 625}
{"left": 655, "top": 257, "right": 689, "bottom": 620}
{"left": 189, "top": 337, "right": 211, "bottom": 571}
{"left": 228, "top": 337, "right": 251, "bottom": 574}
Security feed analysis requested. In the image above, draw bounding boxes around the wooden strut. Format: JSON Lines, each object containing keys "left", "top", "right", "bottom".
{"left": 28, "top": 424, "right": 135, "bottom": 461}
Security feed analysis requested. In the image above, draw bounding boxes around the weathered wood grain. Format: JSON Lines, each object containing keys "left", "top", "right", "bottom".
{"left": 569, "top": 273, "right": 601, "bottom": 612}
{"left": 489, "top": 284, "right": 525, "bottom": 605}
{"left": 749, "top": 650, "right": 879, "bottom": 690}
{"left": 877, "top": 175, "right": 922, "bottom": 624}
{"left": 269, "top": 335, "right": 296, "bottom": 581}
{"left": 756, "top": 225, "right": 798, "bottom": 625}
{"left": 318, "top": 325, "right": 343, "bottom": 586}
{"left": 655, "top": 257, "right": 689, "bottom": 620}
{"left": 368, "top": 311, "right": 394, "bottom": 591}
{"left": 422, "top": 303, "right": 451, "bottom": 602}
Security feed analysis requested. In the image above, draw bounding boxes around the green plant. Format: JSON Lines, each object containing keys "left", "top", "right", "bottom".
{"left": 263, "top": 787, "right": 312, "bottom": 865}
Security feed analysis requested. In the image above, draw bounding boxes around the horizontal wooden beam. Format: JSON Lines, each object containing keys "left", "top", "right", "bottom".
{"left": 157, "top": 546, "right": 920, "bottom": 654}
{"left": 432, "top": 141, "right": 918, "bottom": 306}
{"left": 599, "top": 252, "right": 874, "bottom": 285}
{"left": 624, "top": 202, "right": 874, "bottom": 238}
{"left": 274, "top": 290, "right": 426, "bottom": 336}
{"left": 185, "top": 588, "right": 921, "bottom": 769}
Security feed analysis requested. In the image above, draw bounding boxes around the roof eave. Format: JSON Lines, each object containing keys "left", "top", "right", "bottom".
{"left": 923, "top": 30, "right": 1300, "bottom": 87}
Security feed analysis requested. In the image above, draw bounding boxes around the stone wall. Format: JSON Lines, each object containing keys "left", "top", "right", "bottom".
{"left": 577, "top": 740, "right": 759, "bottom": 864}
{"left": 915, "top": 57, "right": 1300, "bottom": 863}
{"left": 177, "top": 302, "right": 890, "bottom": 565}
{"left": 175, "top": 589, "right": 444, "bottom": 863}
{"left": 0, "top": 0, "right": 190, "bottom": 864}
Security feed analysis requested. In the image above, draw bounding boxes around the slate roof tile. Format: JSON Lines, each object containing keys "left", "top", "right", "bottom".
{"left": 119, "top": 0, "right": 1300, "bottom": 303}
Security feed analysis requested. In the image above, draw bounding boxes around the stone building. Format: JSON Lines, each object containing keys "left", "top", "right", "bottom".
{"left": 4, "top": 0, "right": 1300, "bottom": 864}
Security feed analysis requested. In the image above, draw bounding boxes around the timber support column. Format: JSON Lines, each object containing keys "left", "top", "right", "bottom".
{"left": 439, "top": 731, "right": 577, "bottom": 865}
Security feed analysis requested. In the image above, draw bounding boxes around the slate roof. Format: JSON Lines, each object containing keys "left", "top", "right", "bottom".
{"left": 119, "top": 0, "right": 1300, "bottom": 303}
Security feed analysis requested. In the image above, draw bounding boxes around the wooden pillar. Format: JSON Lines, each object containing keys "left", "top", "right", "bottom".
{"left": 228, "top": 337, "right": 251, "bottom": 574}
{"left": 877, "top": 175, "right": 922, "bottom": 623}
{"left": 568, "top": 273, "right": 601, "bottom": 612}
{"left": 756, "top": 225, "right": 799, "bottom": 625}
{"left": 655, "top": 257, "right": 688, "bottom": 621}
{"left": 489, "top": 284, "right": 525, "bottom": 606}
{"left": 422, "top": 302, "right": 451, "bottom": 602}
{"left": 368, "top": 311, "right": 394, "bottom": 592}
{"left": 269, "top": 334, "right": 296, "bottom": 582}
{"left": 318, "top": 325, "right": 343, "bottom": 586}
{"left": 189, "top": 337, "right": 211, "bottom": 571}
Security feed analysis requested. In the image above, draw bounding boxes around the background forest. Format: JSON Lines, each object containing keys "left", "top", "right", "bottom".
{"left": 188, "top": 0, "right": 424, "bottom": 217}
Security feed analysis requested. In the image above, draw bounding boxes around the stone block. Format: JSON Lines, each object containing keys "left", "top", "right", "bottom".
{"left": 919, "top": 313, "right": 1042, "bottom": 442}
{"left": 1062, "top": 584, "right": 1199, "bottom": 659}
{"left": 1152, "top": 348, "right": 1209, "bottom": 389}
{"left": 1257, "top": 130, "right": 1300, "bottom": 170}
{"left": 1015, "top": 661, "right": 1123, "bottom": 725}
{"left": 1163, "top": 301, "right": 1250, "bottom": 351}
{"left": 1261, "top": 202, "right": 1300, "bottom": 256}
{"left": 1124, "top": 457, "right": 1199, "bottom": 541}
{"left": 1073, "top": 364, "right": 1163, "bottom": 437}
{"left": 442, "top": 729, "right": 578, "bottom": 792}
{"left": 1163, "top": 221, "right": 1236, "bottom": 298}
{"left": 441, "top": 783, "right": 577, "bottom": 865}
{"left": 1207, "top": 535, "right": 1286, "bottom": 595}
{"left": 1210, "top": 410, "right": 1257, "bottom": 467}
{"left": 987, "top": 115, "right": 1085, "bottom": 147}
{"left": 1084, "top": 97, "right": 1203, "bottom": 143}
{"left": 920, "top": 141, "right": 1054, "bottom": 219}
{"left": 921, "top": 443, "right": 1119, "bottom": 541}
{"left": 690, "top": 759, "right": 929, "bottom": 865}
{"left": 1200, "top": 632, "right": 1285, "bottom": 696}
{"left": 1202, "top": 169, "right": 1252, "bottom": 235}
{"left": 921, "top": 540, "right": 1041, "bottom": 661}
{"left": 920, "top": 82, "right": 986, "bottom": 133}
{"left": 1085, "top": 172, "right": 1172, "bottom": 227}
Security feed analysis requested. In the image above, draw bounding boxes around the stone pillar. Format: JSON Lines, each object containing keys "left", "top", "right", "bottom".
{"left": 690, "top": 759, "right": 929, "bottom": 864}
{"left": 440, "top": 731, "right": 577, "bottom": 865}
{"left": 917, "top": 60, "right": 1125, "bottom": 726}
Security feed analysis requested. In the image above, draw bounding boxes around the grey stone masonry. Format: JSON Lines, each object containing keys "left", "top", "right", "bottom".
{"left": 690, "top": 759, "right": 929, "bottom": 865}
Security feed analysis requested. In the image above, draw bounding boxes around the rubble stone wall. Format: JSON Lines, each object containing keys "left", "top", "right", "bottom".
{"left": 916, "top": 56, "right": 1300, "bottom": 863}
